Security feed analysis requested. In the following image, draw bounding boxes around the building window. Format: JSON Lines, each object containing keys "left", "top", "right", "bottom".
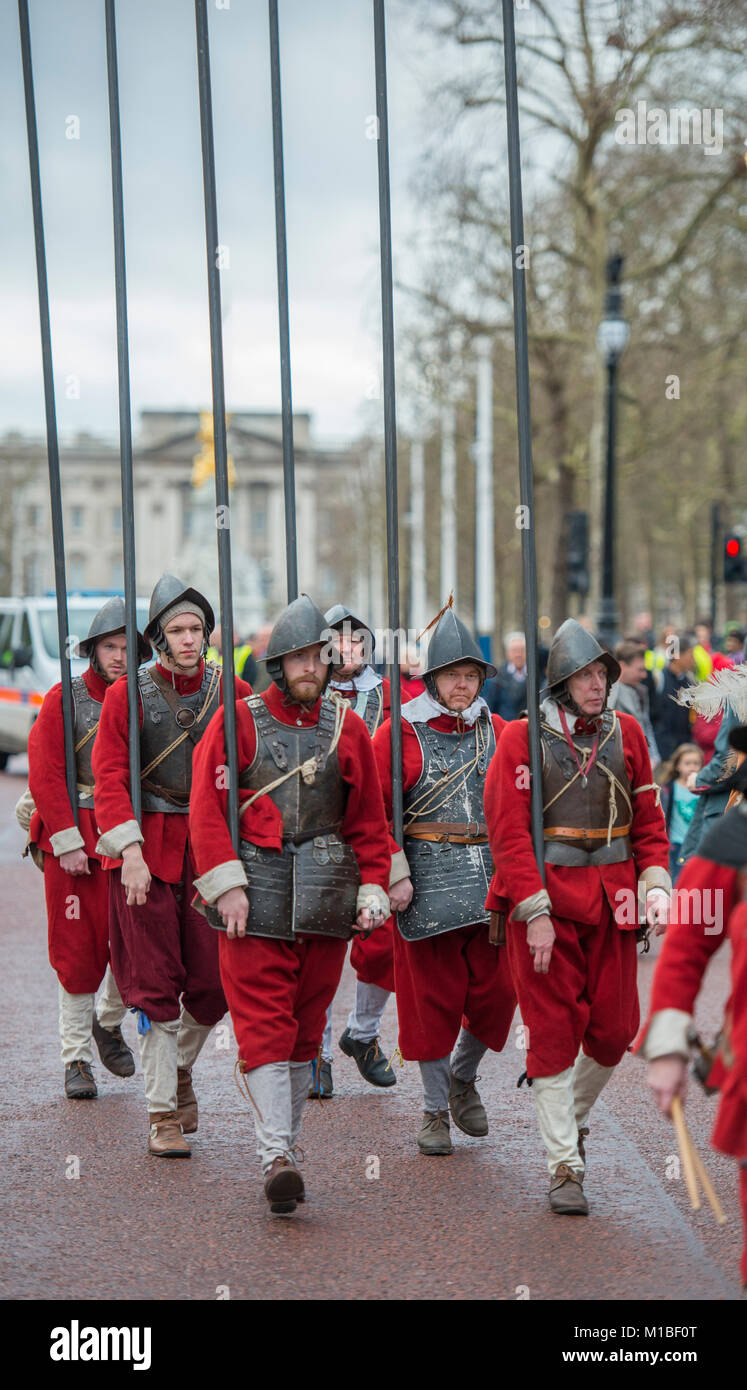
{"left": 23, "top": 553, "right": 43, "bottom": 594}
{"left": 70, "top": 506, "right": 84, "bottom": 532}
{"left": 27, "top": 505, "right": 42, "bottom": 529}
{"left": 250, "top": 485, "right": 268, "bottom": 537}
{"left": 68, "top": 555, "right": 86, "bottom": 589}
{"left": 109, "top": 557, "right": 124, "bottom": 590}
{"left": 112, "top": 506, "right": 122, "bottom": 533}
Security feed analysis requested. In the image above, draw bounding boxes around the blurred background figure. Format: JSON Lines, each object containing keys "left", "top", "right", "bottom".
{"left": 400, "top": 643, "right": 425, "bottom": 699}
{"left": 724, "top": 624, "right": 746, "bottom": 664}
{"left": 484, "top": 631, "right": 526, "bottom": 721}
{"left": 245, "top": 623, "right": 273, "bottom": 694}
{"left": 657, "top": 742, "right": 703, "bottom": 883}
{"left": 206, "top": 622, "right": 257, "bottom": 686}
{"left": 610, "top": 638, "right": 660, "bottom": 768}
{"left": 650, "top": 630, "right": 697, "bottom": 764}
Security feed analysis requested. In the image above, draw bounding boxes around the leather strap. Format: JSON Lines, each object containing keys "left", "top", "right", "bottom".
{"left": 544, "top": 823, "right": 631, "bottom": 841}
{"left": 405, "top": 819, "right": 488, "bottom": 844}
{"left": 544, "top": 836, "right": 632, "bottom": 866}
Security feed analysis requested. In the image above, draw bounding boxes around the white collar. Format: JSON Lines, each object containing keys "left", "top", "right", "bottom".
{"left": 329, "top": 664, "right": 381, "bottom": 693}
{"left": 402, "top": 690, "right": 490, "bottom": 728}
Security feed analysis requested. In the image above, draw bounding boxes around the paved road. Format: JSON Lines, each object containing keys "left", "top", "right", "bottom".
{"left": 0, "top": 765, "right": 741, "bottom": 1301}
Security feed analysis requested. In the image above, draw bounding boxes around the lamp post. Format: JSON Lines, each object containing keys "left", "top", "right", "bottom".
{"left": 595, "top": 253, "right": 629, "bottom": 650}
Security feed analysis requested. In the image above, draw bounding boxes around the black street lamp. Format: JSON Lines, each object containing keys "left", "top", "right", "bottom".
{"left": 595, "top": 253, "right": 629, "bottom": 650}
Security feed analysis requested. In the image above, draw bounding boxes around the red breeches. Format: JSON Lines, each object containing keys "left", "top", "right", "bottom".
{"left": 219, "top": 932, "right": 348, "bottom": 1070}
{"left": 108, "top": 854, "right": 225, "bottom": 1026}
{"left": 506, "top": 904, "right": 639, "bottom": 1078}
{"left": 350, "top": 917, "right": 395, "bottom": 993}
{"left": 44, "top": 854, "right": 110, "bottom": 994}
{"left": 393, "top": 921, "right": 516, "bottom": 1061}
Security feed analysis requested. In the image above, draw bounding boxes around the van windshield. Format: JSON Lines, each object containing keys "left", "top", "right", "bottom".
{"left": 38, "top": 606, "right": 150, "bottom": 658}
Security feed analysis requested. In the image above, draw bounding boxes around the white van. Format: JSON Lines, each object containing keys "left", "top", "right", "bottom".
{"left": 0, "top": 593, "right": 150, "bottom": 767}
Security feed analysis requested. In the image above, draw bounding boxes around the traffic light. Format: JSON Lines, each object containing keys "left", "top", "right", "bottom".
{"left": 567, "top": 510, "right": 589, "bottom": 594}
{"left": 724, "top": 534, "right": 746, "bottom": 584}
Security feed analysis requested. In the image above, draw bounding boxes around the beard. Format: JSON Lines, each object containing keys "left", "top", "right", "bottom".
{"left": 286, "top": 672, "right": 325, "bottom": 705}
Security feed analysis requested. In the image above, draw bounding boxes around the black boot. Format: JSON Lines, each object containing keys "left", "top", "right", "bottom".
{"left": 92, "top": 1013, "right": 135, "bottom": 1077}
{"left": 339, "top": 1028, "right": 396, "bottom": 1088}
{"left": 64, "top": 1060, "right": 97, "bottom": 1099}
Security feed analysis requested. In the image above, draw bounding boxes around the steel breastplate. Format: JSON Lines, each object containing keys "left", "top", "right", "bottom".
{"left": 541, "top": 711, "right": 633, "bottom": 860}
{"left": 209, "top": 694, "right": 359, "bottom": 941}
{"left": 72, "top": 676, "right": 101, "bottom": 809}
{"left": 138, "top": 663, "right": 220, "bottom": 813}
{"left": 398, "top": 714, "right": 495, "bottom": 941}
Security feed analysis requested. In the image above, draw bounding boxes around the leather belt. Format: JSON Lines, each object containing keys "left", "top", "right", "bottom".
{"left": 405, "top": 820, "right": 488, "bottom": 845}
{"left": 544, "top": 824, "right": 631, "bottom": 840}
{"left": 281, "top": 822, "right": 342, "bottom": 850}
{"left": 544, "top": 836, "right": 632, "bottom": 866}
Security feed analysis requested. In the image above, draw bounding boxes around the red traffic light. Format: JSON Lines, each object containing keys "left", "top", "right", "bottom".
{"left": 726, "top": 537, "right": 740, "bottom": 556}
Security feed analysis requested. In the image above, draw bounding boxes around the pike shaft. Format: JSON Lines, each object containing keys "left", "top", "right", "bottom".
{"left": 105, "top": 0, "right": 141, "bottom": 822}
{"left": 18, "top": 0, "right": 78, "bottom": 824}
{"left": 502, "top": 0, "right": 544, "bottom": 880}
{"left": 373, "top": 0, "right": 403, "bottom": 845}
{"left": 195, "top": 0, "right": 239, "bottom": 851}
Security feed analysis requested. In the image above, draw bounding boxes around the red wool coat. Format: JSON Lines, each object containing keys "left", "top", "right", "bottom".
{"left": 636, "top": 854, "right": 746, "bottom": 1160}
{"left": 188, "top": 683, "right": 391, "bottom": 894}
{"left": 484, "top": 711, "right": 670, "bottom": 928}
{"left": 92, "top": 660, "right": 252, "bottom": 884}
{"left": 29, "top": 663, "right": 108, "bottom": 859}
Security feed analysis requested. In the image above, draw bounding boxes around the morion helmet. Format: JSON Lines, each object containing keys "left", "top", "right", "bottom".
{"left": 421, "top": 606, "right": 496, "bottom": 700}
{"left": 75, "top": 596, "right": 150, "bottom": 667}
{"left": 144, "top": 574, "right": 215, "bottom": 659}
{"left": 542, "top": 619, "right": 620, "bottom": 710}
{"left": 263, "top": 594, "right": 329, "bottom": 694}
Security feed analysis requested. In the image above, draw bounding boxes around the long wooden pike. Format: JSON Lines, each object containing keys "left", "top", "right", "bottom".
{"left": 194, "top": 0, "right": 239, "bottom": 852}
{"left": 18, "top": 0, "right": 77, "bottom": 825}
{"left": 104, "top": 0, "right": 141, "bottom": 822}
{"left": 501, "top": 0, "right": 544, "bottom": 878}
{"left": 268, "top": 0, "right": 298, "bottom": 603}
{"left": 372, "top": 0, "right": 403, "bottom": 846}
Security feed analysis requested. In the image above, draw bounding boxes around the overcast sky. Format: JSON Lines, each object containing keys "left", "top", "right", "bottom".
{"left": 1, "top": 0, "right": 485, "bottom": 447}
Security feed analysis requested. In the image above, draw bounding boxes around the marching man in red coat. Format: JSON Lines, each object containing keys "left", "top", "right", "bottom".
{"left": 319, "top": 603, "right": 397, "bottom": 1094}
{"left": 372, "top": 604, "right": 516, "bottom": 1156}
{"left": 484, "top": 619, "right": 671, "bottom": 1214}
{"left": 92, "top": 575, "right": 252, "bottom": 1157}
{"left": 189, "top": 595, "right": 392, "bottom": 1214}
{"left": 639, "top": 724, "right": 747, "bottom": 1289}
{"left": 27, "top": 597, "right": 148, "bottom": 1098}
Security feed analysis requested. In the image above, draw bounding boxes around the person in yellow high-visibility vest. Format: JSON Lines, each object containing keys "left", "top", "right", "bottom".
{"left": 207, "top": 626, "right": 256, "bottom": 685}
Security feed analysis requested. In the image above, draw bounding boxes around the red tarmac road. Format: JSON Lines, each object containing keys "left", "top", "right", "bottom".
{"left": 0, "top": 763, "right": 741, "bottom": 1301}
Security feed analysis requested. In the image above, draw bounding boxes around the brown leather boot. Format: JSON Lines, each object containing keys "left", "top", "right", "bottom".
{"left": 263, "top": 1156, "right": 304, "bottom": 1213}
{"left": 148, "top": 1111, "right": 191, "bottom": 1158}
{"left": 549, "top": 1163, "right": 588, "bottom": 1215}
{"left": 176, "top": 1067, "right": 198, "bottom": 1134}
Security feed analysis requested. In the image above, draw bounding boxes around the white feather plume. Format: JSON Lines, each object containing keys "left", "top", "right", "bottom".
{"left": 675, "top": 663, "right": 747, "bottom": 721}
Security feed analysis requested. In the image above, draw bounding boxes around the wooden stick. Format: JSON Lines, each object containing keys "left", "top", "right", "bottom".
{"left": 684, "top": 1119, "right": 728, "bottom": 1226}
{"left": 671, "top": 1096, "right": 701, "bottom": 1211}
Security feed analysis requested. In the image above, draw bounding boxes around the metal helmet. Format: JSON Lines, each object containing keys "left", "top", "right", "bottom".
{"left": 144, "top": 574, "right": 215, "bottom": 657}
{"left": 324, "top": 603, "right": 375, "bottom": 667}
{"left": 542, "top": 619, "right": 621, "bottom": 703}
{"left": 421, "top": 606, "right": 496, "bottom": 699}
{"left": 75, "top": 596, "right": 151, "bottom": 666}
{"left": 263, "top": 594, "right": 329, "bottom": 693}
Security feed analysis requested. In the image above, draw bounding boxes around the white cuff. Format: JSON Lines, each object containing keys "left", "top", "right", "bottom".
{"left": 638, "top": 1008, "right": 692, "bottom": 1061}
{"left": 192, "top": 859, "right": 248, "bottom": 905}
{"left": 50, "top": 826, "right": 86, "bottom": 857}
{"left": 95, "top": 819, "right": 144, "bottom": 858}
{"left": 14, "top": 786, "right": 36, "bottom": 833}
{"left": 512, "top": 889, "right": 552, "bottom": 922}
{"left": 357, "top": 883, "right": 391, "bottom": 918}
{"left": 389, "top": 849, "right": 410, "bottom": 888}
{"left": 640, "top": 865, "right": 672, "bottom": 896}
{"left": 526, "top": 910, "right": 548, "bottom": 925}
